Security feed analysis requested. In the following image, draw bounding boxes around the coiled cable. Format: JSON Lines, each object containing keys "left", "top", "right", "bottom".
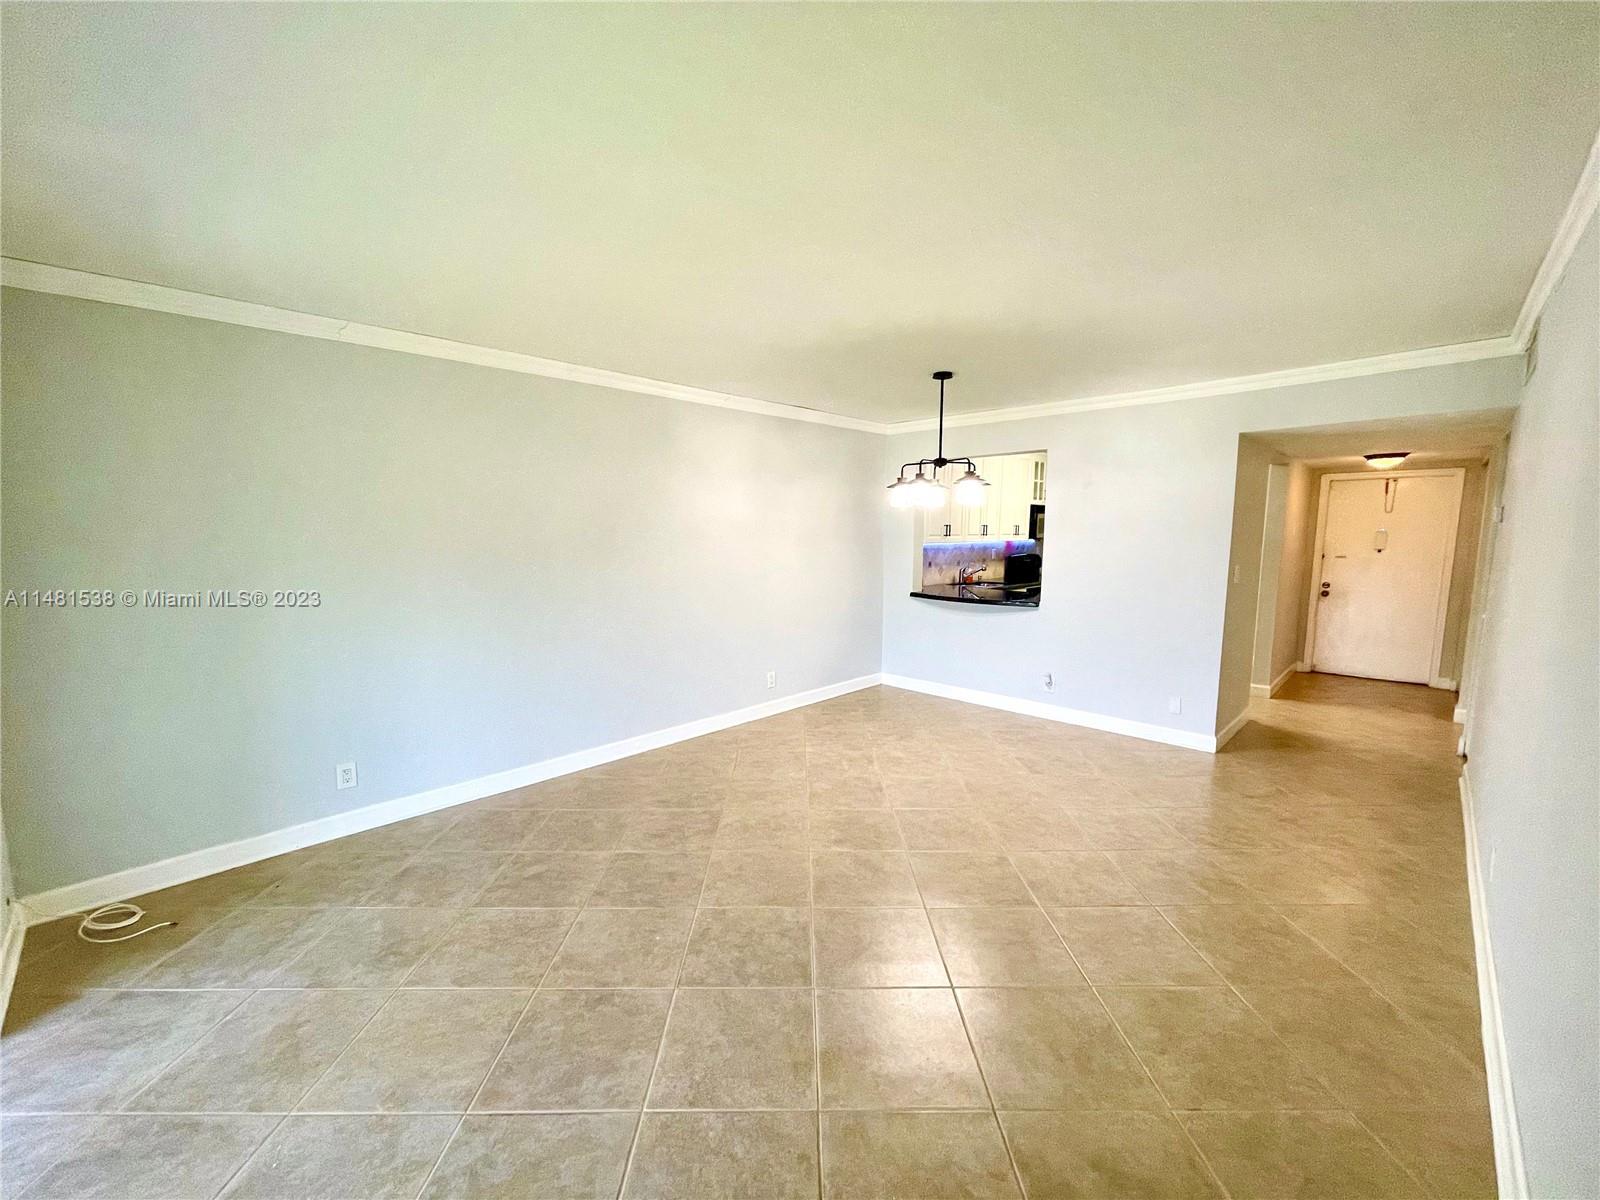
{"left": 76, "top": 902, "right": 175, "bottom": 943}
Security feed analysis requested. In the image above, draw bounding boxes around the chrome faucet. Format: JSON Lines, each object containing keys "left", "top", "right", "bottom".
{"left": 957, "top": 562, "right": 986, "bottom": 585}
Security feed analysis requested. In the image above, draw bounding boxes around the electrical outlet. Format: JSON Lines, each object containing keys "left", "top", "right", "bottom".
{"left": 1168, "top": 697, "right": 1182, "bottom": 715}
{"left": 336, "top": 761, "right": 358, "bottom": 790}
{"left": 1042, "top": 672, "right": 1055, "bottom": 693}
{"left": 1232, "top": 563, "right": 1241, "bottom": 584}
{"left": 765, "top": 670, "right": 776, "bottom": 690}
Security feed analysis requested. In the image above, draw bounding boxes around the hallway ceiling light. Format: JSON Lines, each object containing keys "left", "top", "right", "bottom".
{"left": 887, "top": 371, "right": 989, "bottom": 508}
{"left": 1363, "top": 451, "right": 1411, "bottom": 469}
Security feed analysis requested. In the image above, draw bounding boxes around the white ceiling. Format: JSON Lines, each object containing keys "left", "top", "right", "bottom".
{"left": 2, "top": 4, "right": 1596, "bottom": 423}
{"left": 1254, "top": 408, "right": 1517, "bottom": 467}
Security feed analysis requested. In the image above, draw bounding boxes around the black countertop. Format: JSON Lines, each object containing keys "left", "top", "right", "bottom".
{"left": 910, "top": 582, "right": 1040, "bottom": 608}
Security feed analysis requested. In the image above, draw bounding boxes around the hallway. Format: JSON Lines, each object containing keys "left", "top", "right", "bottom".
{"left": 2, "top": 676, "right": 1493, "bottom": 1199}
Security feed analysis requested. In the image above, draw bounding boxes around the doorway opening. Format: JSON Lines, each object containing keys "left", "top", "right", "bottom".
{"left": 1305, "top": 467, "right": 1465, "bottom": 685}
{"left": 1215, "top": 408, "right": 1516, "bottom": 741}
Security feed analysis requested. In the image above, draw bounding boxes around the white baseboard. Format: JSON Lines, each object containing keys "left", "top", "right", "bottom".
{"left": 1459, "top": 772, "right": 1527, "bottom": 1199}
{"left": 1454, "top": 703, "right": 1469, "bottom": 725}
{"left": 1212, "top": 707, "right": 1251, "bottom": 751}
{"left": 19, "top": 673, "right": 883, "bottom": 922}
{"left": 879, "top": 674, "right": 1218, "bottom": 753}
{"left": 1249, "top": 664, "right": 1299, "bottom": 699}
{"left": 1431, "top": 676, "right": 1460, "bottom": 692}
{"left": 0, "top": 900, "right": 27, "bottom": 1027}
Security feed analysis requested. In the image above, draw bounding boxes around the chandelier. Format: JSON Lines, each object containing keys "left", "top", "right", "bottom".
{"left": 886, "top": 371, "right": 989, "bottom": 509}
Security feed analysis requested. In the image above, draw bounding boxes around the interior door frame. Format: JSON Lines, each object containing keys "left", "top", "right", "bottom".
{"left": 1303, "top": 467, "right": 1466, "bottom": 688}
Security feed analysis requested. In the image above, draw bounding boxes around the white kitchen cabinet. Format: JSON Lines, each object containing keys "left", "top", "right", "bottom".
{"left": 972, "top": 456, "right": 1003, "bottom": 539}
{"left": 920, "top": 463, "right": 960, "bottom": 541}
{"left": 954, "top": 457, "right": 1003, "bottom": 539}
{"left": 993, "top": 454, "right": 1037, "bottom": 539}
{"left": 919, "top": 452, "right": 1044, "bottom": 543}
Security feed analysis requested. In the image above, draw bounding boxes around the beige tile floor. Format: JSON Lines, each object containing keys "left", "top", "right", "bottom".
{"left": 0, "top": 674, "right": 1494, "bottom": 1199}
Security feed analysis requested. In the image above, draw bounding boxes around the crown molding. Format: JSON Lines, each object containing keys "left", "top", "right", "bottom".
{"left": 883, "top": 336, "right": 1522, "bottom": 433}
{"left": 0, "top": 258, "right": 890, "bottom": 435}
{"left": 4, "top": 233, "right": 1563, "bottom": 438}
{"left": 1511, "top": 127, "right": 1600, "bottom": 350}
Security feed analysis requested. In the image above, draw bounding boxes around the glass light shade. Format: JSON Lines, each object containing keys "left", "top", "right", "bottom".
{"left": 1363, "top": 452, "right": 1410, "bottom": 470}
{"left": 886, "top": 479, "right": 915, "bottom": 509}
{"left": 952, "top": 469, "right": 990, "bottom": 507}
{"left": 910, "top": 473, "right": 946, "bottom": 509}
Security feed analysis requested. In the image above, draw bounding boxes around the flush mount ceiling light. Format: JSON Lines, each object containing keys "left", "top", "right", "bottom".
{"left": 887, "top": 371, "right": 989, "bottom": 510}
{"left": 1362, "top": 452, "right": 1411, "bottom": 470}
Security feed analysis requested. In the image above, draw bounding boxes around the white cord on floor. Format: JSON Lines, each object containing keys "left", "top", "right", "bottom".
{"left": 76, "top": 902, "right": 176, "bottom": 943}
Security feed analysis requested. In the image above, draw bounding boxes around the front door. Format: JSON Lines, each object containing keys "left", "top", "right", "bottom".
{"left": 1309, "top": 471, "right": 1463, "bottom": 685}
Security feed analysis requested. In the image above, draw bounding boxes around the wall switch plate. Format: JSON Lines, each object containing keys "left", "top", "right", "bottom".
{"left": 336, "top": 762, "right": 358, "bottom": 790}
{"left": 1168, "top": 697, "right": 1182, "bottom": 714}
{"left": 765, "top": 670, "right": 776, "bottom": 690}
{"left": 1042, "top": 673, "right": 1055, "bottom": 693}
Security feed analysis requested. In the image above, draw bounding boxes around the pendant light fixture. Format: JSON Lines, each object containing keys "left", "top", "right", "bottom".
{"left": 887, "top": 371, "right": 989, "bottom": 509}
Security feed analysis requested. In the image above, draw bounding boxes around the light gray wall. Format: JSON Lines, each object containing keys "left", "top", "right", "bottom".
{"left": 883, "top": 355, "right": 1523, "bottom": 741}
{"left": 1, "top": 290, "right": 884, "bottom": 896}
{"left": 1464, "top": 219, "right": 1598, "bottom": 1197}
{"left": 1271, "top": 461, "right": 1315, "bottom": 684}
{"left": 1457, "top": 436, "right": 1510, "bottom": 724}
{"left": 1216, "top": 436, "right": 1275, "bottom": 728}
{"left": 1437, "top": 458, "right": 1489, "bottom": 683}
{"left": 1249, "top": 462, "right": 1291, "bottom": 690}
{"left": 1, "top": 373, "right": 12, "bottom": 916}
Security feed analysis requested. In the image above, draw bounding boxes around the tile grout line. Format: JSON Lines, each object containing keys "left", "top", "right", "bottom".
{"left": 112, "top": 988, "right": 257, "bottom": 1115}
{"left": 203, "top": 981, "right": 406, "bottom": 1200}
{"left": 1146, "top": 896, "right": 1422, "bottom": 1197}
{"left": 6, "top": 972, "right": 262, "bottom": 1197}
{"left": 203, "top": 1112, "right": 292, "bottom": 1200}
{"left": 1270, "top": 903, "right": 1491, "bottom": 1080}
{"left": 1148, "top": 861, "right": 1375, "bottom": 1198}
{"left": 407, "top": 884, "right": 591, "bottom": 1200}
{"left": 1346, "top": 1109, "right": 1448, "bottom": 1200}
{"left": 4, "top": 871, "right": 290, "bottom": 1148}
{"left": 807, "top": 795, "right": 825, "bottom": 1200}
{"left": 608, "top": 807, "right": 715, "bottom": 1200}
{"left": 1083, "top": 976, "right": 1238, "bottom": 1200}
{"left": 8, "top": 1103, "right": 1122, "bottom": 1117}
{"left": 2, "top": 871, "right": 287, "bottom": 1128}
{"left": 949, "top": 775, "right": 1068, "bottom": 1200}
{"left": 1170, "top": 904, "right": 1457, "bottom": 1199}
{"left": 905, "top": 832, "right": 1029, "bottom": 1200}
{"left": 1015, "top": 821, "right": 1237, "bottom": 1200}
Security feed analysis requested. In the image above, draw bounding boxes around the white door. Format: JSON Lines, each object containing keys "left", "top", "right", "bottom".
{"left": 1308, "top": 471, "right": 1463, "bottom": 685}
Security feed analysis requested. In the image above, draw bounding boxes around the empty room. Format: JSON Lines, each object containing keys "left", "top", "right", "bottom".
{"left": 1, "top": 4, "right": 1596, "bottom": 1199}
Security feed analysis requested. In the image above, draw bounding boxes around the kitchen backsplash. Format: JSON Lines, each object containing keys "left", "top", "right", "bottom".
{"left": 922, "top": 539, "right": 1039, "bottom": 585}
